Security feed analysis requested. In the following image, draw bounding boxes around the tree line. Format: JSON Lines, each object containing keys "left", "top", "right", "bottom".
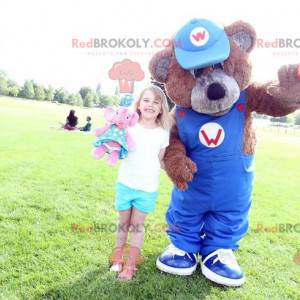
{"left": 1, "top": 69, "right": 299, "bottom": 124}
{"left": 0, "top": 70, "right": 119, "bottom": 107}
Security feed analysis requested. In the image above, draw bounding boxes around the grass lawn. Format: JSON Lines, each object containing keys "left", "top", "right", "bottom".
{"left": 0, "top": 96, "right": 299, "bottom": 300}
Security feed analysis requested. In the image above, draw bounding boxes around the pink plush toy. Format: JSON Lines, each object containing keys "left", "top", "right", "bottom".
{"left": 92, "top": 106, "right": 139, "bottom": 165}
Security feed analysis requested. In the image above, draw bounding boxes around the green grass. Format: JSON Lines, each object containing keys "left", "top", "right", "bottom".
{"left": 0, "top": 96, "right": 299, "bottom": 300}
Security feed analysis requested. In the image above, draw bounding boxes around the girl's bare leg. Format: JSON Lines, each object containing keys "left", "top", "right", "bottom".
{"left": 129, "top": 207, "right": 147, "bottom": 248}
{"left": 118, "top": 207, "right": 147, "bottom": 280}
{"left": 110, "top": 208, "right": 132, "bottom": 272}
{"left": 116, "top": 208, "right": 132, "bottom": 247}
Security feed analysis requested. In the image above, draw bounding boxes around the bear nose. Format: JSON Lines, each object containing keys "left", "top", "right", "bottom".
{"left": 207, "top": 83, "right": 226, "bottom": 100}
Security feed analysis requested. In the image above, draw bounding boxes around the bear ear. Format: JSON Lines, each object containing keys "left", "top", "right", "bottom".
{"left": 149, "top": 48, "right": 173, "bottom": 83}
{"left": 225, "top": 21, "right": 256, "bottom": 53}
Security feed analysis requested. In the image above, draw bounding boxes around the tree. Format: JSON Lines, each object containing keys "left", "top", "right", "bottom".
{"left": 45, "top": 85, "right": 55, "bottom": 101}
{"left": 96, "top": 83, "right": 102, "bottom": 96}
{"left": 83, "top": 92, "right": 94, "bottom": 107}
{"left": 54, "top": 87, "right": 69, "bottom": 103}
{"left": 98, "top": 95, "right": 109, "bottom": 107}
{"left": 82, "top": 90, "right": 100, "bottom": 107}
{"left": 67, "top": 93, "right": 83, "bottom": 106}
{"left": 9, "top": 85, "right": 19, "bottom": 97}
{"left": 270, "top": 116, "right": 287, "bottom": 123}
{"left": 295, "top": 112, "right": 300, "bottom": 125}
{"left": 98, "top": 94, "right": 119, "bottom": 107}
{"left": 0, "top": 78, "right": 9, "bottom": 95}
{"left": 0, "top": 70, "right": 8, "bottom": 80}
{"left": 109, "top": 95, "right": 119, "bottom": 106}
{"left": 23, "top": 80, "right": 35, "bottom": 99}
{"left": 79, "top": 87, "right": 92, "bottom": 101}
{"left": 7, "top": 79, "right": 18, "bottom": 87}
{"left": 75, "top": 93, "right": 83, "bottom": 106}
{"left": 35, "top": 85, "right": 46, "bottom": 100}
{"left": 67, "top": 94, "right": 77, "bottom": 105}
{"left": 114, "top": 85, "right": 119, "bottom": 96}
{"left": 7, "top": 80, "right": 20, "bottom": 97}
{"left": 91, "top": 91, "right": 100, "bottom": 105}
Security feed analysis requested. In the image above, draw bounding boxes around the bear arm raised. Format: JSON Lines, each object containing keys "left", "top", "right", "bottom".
{"left": 246, "top": 64, "right": 300, "bottom": 116}
{"left": 246, "top": 82, "right": 300, "bottom": 117}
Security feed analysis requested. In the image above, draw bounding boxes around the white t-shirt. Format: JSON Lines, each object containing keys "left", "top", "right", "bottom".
{"left": 117, "top": 123, "right": 169, "bottom": 192}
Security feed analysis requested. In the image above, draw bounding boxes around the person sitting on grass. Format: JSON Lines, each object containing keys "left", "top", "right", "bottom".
{"left": 79, "top": 116, "right": 92, "bottom": 132}
{"left": 64, "top": 109, "right": 78, "bottom": 130}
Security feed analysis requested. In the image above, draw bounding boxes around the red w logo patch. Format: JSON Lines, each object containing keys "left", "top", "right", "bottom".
{"left": 192, "top": 31, "right": 206, "bottom": 42}
{"left": 199, "top": 122, "right": 225, "bottom": 148}
{"left": 200, "top": 129, "right": 222, "bottom": 146}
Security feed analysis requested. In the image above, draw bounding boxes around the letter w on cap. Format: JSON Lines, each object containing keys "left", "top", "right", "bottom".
{"left": 192, "top": 31, "right": 206, "bottom": 42}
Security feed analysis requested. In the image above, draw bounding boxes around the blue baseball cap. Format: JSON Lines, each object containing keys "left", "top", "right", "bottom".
{"left": 173, "top": 18, "right": 230, "bottom": 70}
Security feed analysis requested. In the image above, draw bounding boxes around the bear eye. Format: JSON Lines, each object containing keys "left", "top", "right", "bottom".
{"left": 212, "top": 63, "right": 224, "bottom": 70}
{"left": 190, "top": 68, "right": 204, "bottom": 78}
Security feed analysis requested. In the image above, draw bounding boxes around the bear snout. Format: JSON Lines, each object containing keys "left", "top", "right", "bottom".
{"left": 207, "top": 83, "right": 226, "bottom": 100}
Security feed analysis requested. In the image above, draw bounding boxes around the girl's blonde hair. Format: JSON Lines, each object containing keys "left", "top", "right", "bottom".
{"left": 133, "top": 85, "right": 173, "bottom": 130}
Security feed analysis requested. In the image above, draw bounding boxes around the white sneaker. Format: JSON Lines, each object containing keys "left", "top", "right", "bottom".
{"left": 201, "top": 249, "right": 245, "bottom": 287}
{"left": 156, "top": 244, "right": 198, "bottom": 276}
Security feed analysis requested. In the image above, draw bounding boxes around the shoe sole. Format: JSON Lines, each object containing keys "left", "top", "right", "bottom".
{"left": 201, "top": 263, "right": 245, "bottom": 287}
{"left": 156, "top": 257, "right": 197, "bottom": 276}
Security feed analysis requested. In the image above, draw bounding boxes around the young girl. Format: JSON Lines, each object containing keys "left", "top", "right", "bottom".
{"left": 109, "top": 85, "right": 171, "bottom": 281}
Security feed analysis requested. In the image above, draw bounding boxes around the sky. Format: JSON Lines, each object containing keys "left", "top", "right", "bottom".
{"left": 1, "top": 0, "right": 299, "bottom": 96}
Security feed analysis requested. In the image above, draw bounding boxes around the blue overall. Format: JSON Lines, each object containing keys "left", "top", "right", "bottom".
{"left": 166, "top": 91, "right": 254, "bottom": 256}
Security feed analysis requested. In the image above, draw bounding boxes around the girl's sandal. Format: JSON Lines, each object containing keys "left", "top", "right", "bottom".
{"left": 117, "top": 245, "right": 141, "bottom": 281}
{"left": 117, "top": 265, "right": 138, "bottom": 281}
{"left": 110, "top": 263, "right": 122, "bottom": 272}
{"left": 109, "top": 244, "right": 129, "bottom": 272}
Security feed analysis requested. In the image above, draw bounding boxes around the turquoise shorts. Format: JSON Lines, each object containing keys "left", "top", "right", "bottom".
{"left": 115, "top": 182, "right": 158, "bottom": 213}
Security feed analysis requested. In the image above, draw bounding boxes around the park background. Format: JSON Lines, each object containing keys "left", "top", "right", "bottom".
{"left": 0, "top": 0, "right": 300, "bottom": 299}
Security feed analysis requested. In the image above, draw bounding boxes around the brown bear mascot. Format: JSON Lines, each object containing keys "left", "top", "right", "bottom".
{"left": 149, "top": 18, "right": 300, "bottom": 286}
